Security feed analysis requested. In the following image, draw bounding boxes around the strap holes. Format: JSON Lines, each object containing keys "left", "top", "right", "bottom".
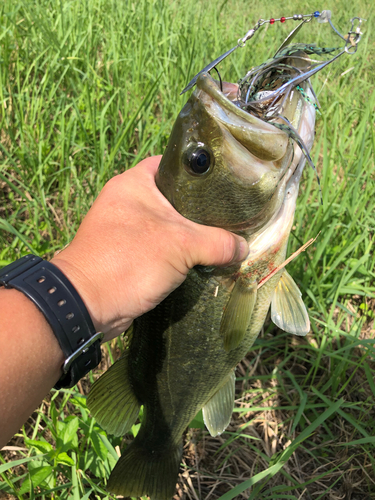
{"left": 66, "top": 312, "right": 74, "bottom": 320}
{"left": 84, "top": 360, "right": 91, "bottom": 367}
{"left": 48, "top": 287, "right": 56, "bottom": 294}
{"left": 72, "top": 325, "right": 81, "bottom": 333}
{"left": 37, "top": 276, "right": 46, "bottom": 283}
{"left": 77, "top": 337, "right": 84, "bottom": 346}
{"left": 57, "top": 299, "right": 66, "bottom": 307}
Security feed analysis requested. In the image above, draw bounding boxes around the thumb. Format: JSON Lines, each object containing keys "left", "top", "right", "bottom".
{"left": 186, "top": 225, "right": 249, "bottom": 268}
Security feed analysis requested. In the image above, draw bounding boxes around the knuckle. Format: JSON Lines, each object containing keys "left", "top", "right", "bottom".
{"left": 102, "top": 176, "right": 118, "bottom": 193}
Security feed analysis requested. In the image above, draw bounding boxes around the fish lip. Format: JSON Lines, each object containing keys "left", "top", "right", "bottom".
{"left": 195, "top": 72, "right": 280, "bottom": 132}
{"left": 196, "top": 70, "right": 316, "bottom": 194}
{"left": 195, "top": 72, "right": 308, "bottom": 186}
{"left": 198, "top": 71, "right": 316, "bottom": 219}
{"left": 195, "top": 72, "right": 290, "bottom": 163}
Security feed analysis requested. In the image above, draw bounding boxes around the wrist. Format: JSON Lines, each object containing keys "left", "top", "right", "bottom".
{"left": 50, "top": 253, "right": 103, "bottom": 332}
{"left": 0, "top": 255, "right": 102, "bottom": 388}
{"left": 51, "top": 250, "right": 133, "bottom": 341}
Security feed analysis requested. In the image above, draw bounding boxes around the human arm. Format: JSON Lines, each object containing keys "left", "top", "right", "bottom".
{"left": 0, "top": 156, "right": 248, "bottom": 447}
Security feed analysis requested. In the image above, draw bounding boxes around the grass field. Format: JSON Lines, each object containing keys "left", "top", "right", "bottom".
{"left": 0, "top": 0, "right": 374, "bottom": 498}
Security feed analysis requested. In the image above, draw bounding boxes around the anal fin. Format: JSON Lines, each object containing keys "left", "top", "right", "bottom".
{"left": 271, "top": 270, "right": 310, "bottom": 336}
{"left": 87, "top": 351, "right": 140, "bottom": 436}
{"left": 202, "top": 371, "right": 235, "bottom": 437}
{"left": 220, "top": 276, "right": 257, "bottom": 352}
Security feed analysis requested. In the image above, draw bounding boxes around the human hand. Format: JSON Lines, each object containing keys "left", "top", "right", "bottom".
{"left": 51, "top": 156, "right": 248, "bottom": 342}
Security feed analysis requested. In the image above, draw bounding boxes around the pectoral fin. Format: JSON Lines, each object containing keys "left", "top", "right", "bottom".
{"left": 220, "top": 276, "right": 257, "bottom": 352}
{"left": 87, "top": 351, "right": 140, "bottom": 436}
{"left": 202, "top": 371, "right": 235, "bottom": 437}
{"left": 271, "top": 270, "right": 310, "bottom": 336}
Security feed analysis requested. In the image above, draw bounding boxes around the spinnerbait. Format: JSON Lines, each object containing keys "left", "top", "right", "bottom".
{"left": 180, "top": 10, "right": 364, "bottom": 204}
{"left": 181, "top": 10, "right": 364, "bottom": 95}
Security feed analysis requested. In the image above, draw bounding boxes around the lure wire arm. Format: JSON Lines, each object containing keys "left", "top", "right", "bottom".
{"left": 211, "top": 66, "right": 223, "bottom": 92}
{"left": 327, "top": 14, "right": 364, "bottom": 54}
{"left": 180, "top": 45, "right": 237, "bottom": 95}
{"left": 180, "top": 10, "right": 365, "bottom": 95}
{"left": 180, "top": 11, "right": 321, "bottom": 95}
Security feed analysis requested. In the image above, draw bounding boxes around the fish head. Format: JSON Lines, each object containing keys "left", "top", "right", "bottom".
{"left": 156, "top": 48, "right": 315, "bottom": 235}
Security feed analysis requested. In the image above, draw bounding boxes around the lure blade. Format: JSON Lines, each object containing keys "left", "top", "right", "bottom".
{"left": 274, "top": 20, "right": 307, "bottom": 56}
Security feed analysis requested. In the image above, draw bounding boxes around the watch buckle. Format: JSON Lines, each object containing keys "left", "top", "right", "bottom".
{"left": 62, "top": 332, "right": 104, "bottom": 374}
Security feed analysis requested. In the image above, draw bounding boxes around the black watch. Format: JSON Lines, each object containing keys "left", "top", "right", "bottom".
{"left": 0, "top": 254, "right": 103, "bottom": 388}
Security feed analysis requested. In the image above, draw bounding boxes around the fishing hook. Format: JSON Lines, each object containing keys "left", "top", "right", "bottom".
{"left": 211, "top": 66, "right": 223, "bottom": 92}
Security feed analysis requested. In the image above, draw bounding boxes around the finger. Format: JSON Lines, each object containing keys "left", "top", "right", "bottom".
{"left": 133, "top": 155, "right": 162, "bottom": 176}
{"left": 185, "top": 225, "right": 249, "bottom": 268}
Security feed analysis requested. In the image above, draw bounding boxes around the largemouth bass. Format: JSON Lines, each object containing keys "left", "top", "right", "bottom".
{"left": 87, "top": 47, "right": 320, "bottom": 499}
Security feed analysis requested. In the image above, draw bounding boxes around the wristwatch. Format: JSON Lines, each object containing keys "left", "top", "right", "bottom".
{"left": 0, "top": 254, "right": 103, "bottom": 388}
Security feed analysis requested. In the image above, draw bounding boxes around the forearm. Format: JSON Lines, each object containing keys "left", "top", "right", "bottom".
{"left": 0, "top": 288, "right": 64, "bottom": 447}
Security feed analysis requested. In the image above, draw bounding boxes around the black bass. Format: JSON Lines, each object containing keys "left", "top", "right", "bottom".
{"left": 87, "top": 46, "right": 317, "bottom": 499}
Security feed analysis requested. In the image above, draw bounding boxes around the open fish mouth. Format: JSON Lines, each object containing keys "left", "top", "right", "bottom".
{"left": 194, "top": 72, "right": 292, "bottom": 165}
{"left": 227, "top": 78, "right": 316, "bottom": 192}
{"left": 194, "top": 58, "right": 316, "bottom": 190}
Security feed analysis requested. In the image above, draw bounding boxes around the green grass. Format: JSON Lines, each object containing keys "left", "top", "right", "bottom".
{"left": 1, "top": 0, "right": 374, "bottom": 498}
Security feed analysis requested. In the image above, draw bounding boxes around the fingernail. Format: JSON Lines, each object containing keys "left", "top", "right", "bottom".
{"left": 220, "top": 236, "right": 249, "bottom": 269}
{"left": 236, "top": 238, "right": 249, "bottom": 262}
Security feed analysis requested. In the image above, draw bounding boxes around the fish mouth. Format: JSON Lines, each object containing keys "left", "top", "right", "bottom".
{"left": 195, "top": 72, "right": 290, "bottom": 164}
{"left": 196, "top": 70, "right": 315, "bottom": 193}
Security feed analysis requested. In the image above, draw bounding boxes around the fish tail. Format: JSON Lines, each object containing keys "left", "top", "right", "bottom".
{"left": 108, "top": 437, "right": 182, "bottom": 500}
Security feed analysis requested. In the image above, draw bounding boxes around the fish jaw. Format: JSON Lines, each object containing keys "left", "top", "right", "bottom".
{"left": 156, "top": 71, "right": 308, "bottom": 234}
{"left": 244, "top": 92, "right": 316, "bottom": 276}
{"left": 196, "top": 72, "right": 289, "bottom": 162}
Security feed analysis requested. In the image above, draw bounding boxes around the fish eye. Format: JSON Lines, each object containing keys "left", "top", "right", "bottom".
{"left": 186, "top": 147, "right": 213, "bottom": 175}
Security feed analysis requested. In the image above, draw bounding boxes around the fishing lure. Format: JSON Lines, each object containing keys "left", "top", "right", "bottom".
{"left": 180, "top": 10, "right": 364, "bottom": 203}
{"left": 181, "top": 10, "right": 364, "bottom": 95}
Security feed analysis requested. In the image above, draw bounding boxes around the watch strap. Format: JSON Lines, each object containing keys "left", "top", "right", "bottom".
{"left": 0, "top": 254, "right": 103, "bottom": 388}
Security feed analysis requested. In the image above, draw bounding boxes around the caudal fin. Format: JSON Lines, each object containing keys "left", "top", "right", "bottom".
{"left": 108, "top": 437, "right": 182, "bottom": 500}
